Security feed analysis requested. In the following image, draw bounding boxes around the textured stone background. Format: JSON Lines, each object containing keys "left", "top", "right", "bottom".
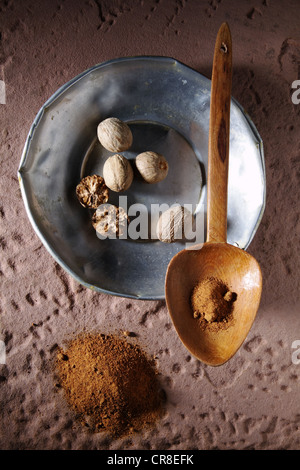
{"left": 0, "top": 0, "right": 300, "bottom": 450}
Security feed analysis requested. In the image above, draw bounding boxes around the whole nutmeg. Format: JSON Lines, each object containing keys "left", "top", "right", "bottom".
{"left": 103, "top": 154, "right": 134, "bottom": 192}
{"left": 76, "top": 175, "right": 109, "bottom": 209}
{"left": 135, "top": 151, "right": 168, "bottom": 184}
{"left": 97, "top": 117, "right": 133, "bottom": 152}
{"left": 156, "top": 204, "right": 193, "bottom": 243}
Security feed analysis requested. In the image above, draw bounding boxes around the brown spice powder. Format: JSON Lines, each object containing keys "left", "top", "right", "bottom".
{"left": 191, "top": 277, "right": 237, "bottom": 331}
{"left": 55, "top": 333, "right": 165, "bottom": 437}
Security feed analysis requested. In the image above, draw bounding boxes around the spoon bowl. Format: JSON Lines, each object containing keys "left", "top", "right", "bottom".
{"left": 165, "top": 23, "right": 262, "bottom": 366}
{"left": 165, "top": 242, "right": 262, "bottom": 365}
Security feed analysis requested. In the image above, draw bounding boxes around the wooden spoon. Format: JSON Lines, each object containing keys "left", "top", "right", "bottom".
{"left": 165, "top": 23, "right": 262, "bottom": 366}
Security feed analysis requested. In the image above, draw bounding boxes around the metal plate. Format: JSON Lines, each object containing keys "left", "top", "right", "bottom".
{"left": 18, "top": 56, "right": 266, "bottom": 300}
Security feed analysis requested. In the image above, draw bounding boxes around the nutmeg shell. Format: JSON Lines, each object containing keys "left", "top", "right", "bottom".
{"left": 76, "top": 175, "right": 109, "bottom": 209}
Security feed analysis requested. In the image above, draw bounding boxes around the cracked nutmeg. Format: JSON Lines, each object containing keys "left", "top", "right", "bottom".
{"left": 76, "top": 175, "right": 109, "bottom": 209}
{"left": 92, "top": 203, "right": 130, "bottom": 238}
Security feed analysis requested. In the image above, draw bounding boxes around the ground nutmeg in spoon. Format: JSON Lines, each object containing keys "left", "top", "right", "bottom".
{"left": 55, "top": 332, "right": 165, "bottom": 437}
{"left": 191, "top": 277, "right": 237, "bottom": 331}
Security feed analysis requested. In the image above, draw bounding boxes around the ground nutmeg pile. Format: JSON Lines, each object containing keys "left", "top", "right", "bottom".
{"left": 55, "top": 332, "right": 165, "bottom": 437}
{"left": 191, "top": 277, "right": 237, "bottom": 330}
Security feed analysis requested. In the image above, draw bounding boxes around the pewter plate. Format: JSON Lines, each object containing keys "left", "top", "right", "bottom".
{"left": 18, "top": 56, "right": 265, "bottom": 300}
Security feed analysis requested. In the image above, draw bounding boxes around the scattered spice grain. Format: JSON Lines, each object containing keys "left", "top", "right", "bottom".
{"left": 55, "top": 333, "right": 165, "bottom": 437}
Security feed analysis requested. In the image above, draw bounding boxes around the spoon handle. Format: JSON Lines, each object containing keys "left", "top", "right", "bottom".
{"left": 207, "top": 22, "right": 232, "bottom": 244}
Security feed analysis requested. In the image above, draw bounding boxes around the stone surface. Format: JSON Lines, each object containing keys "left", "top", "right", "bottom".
{"left": 0, "top": 0, "right": 300, "bottom": 450}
